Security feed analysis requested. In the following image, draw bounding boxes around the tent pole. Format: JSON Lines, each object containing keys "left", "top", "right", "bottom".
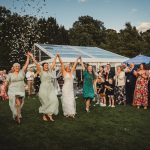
{"left": 39, "top": 49, "right": 41, "bottom": 62}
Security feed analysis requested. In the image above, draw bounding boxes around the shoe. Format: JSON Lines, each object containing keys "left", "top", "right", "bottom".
{"left": 108, "top": 104, "right": 111, "bottom": 107}
{"left": 118, "top": 101, "right": 122, "bottom": 105}
{"left": 95, "top": 102, "right": 99, "bottom": 105}
{"left": 144, "top": 106, "right": 147, "bottom": 110}
{"left": 101, "top": 104, "right": 106, "bottom": 107}
{"left": 93, "top": 98, "right": 96, "bottom": 102}
{"left": 70, "top": 114, "right": 75, "bottom": 118}
{"left": 100, "top": 103, "right": 103, "bottom": 106}
{"left": 65, "top": 115, "right": 69, "bottom": 118}
{"left": 111, "top": 105, "right": 115, "bottom": 108}
{"left": 86, "top": 108, "right": 90, "bottom": 112}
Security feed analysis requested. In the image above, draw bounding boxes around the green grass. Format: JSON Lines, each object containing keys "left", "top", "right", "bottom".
{"left": 0, "top": 96, "right": 150, "bottom": 150}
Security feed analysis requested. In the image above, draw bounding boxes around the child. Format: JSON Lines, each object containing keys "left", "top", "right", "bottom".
{"left": 105, "top": 78, "right": 115, "bottom": 108}
{"left": 96, "top": 77, "right": 106, "bottom": 107}
{"left": 0, "top": 80, "right": 9, "bottom": 101}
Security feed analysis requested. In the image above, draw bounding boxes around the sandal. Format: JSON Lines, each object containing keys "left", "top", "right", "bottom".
{"left": 85, "top": 108, "right": 90, "bottom": 113}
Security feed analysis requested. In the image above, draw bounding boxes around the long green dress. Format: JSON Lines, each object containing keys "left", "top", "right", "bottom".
{"left": 7, "top": 70, "right": 25, "bottom": 119}
{"left": 38, "top": 68, "right": 59, "bottom": 115}
{"left": 83, "top": 70, "right": 95, "bottom": 100}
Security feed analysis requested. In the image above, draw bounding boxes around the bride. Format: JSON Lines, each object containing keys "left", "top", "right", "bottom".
{"left": 57, "top": 54, "right": 80, "bottom": 118}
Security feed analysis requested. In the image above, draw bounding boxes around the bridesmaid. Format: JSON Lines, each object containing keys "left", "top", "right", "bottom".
{"left": 57, "top": 54, "right": 79, "bottom": 118}
{"left": 80, "top": 58, "right": 96, "bottom": 112}
{"left": 29, "top": 53, "right": 59, "bottom": 121}
{"left": 6, "top": 53, "right": 30, "bottom": 124}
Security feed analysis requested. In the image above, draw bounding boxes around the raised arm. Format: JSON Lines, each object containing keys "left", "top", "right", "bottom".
{"left": 80, "top": 57, "right": 85, "bottom": 71}
{"left": 50, "top": 54, "right": 58, "bottom": 70}
{"left": 28, "top": 52, "right": 41, "bottom": 74}
{"left": 93, "top": 79, "right": 98, "bottom": 94}
{"left": 141, "top": 70, "right": 149, "bottom": 79}
{"left": 71, "top": 57, "right": 80, "bottom": 73}
{"left": 22, "top": 52, "right": 30, "bottom": 72}
{"left": 57, "top": 54, "right": 65, "bottom": 72}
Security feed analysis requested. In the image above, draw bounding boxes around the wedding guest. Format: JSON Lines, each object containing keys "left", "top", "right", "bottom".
{"left": 97, "top": 66, "right": 105, "bottom": 79}
{"left": 133, "top": 63, "right": 149, "bottom": 109}
{"left": 80, "top": 58, "right": 96, "bottom": 112}
{"left": 125, "top": 63, "right": 136, "bottom": 104}
{"left": 34, "top": 72, "right": 41, "bottom": 94}
{"left": 114, "top": 66, "right": 126, "bottom": 105}
{"left": 105, "top": 78, "right": 115, "bottom": 107}
{"left": 104, "top": 64, "right": 114, "bottom": 82}
{"left": 95, "top": 76, "right": 106, "bottom": 107}
{"left": 0, "top": 80, "right": 9, "bottom": 101}
{"left": 26, "top": 67, "right": 35, "bottom": 96}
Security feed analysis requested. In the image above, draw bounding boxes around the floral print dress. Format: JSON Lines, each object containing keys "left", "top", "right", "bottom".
{"left": 133, "top": 71, "right": 149, "bottom": 107}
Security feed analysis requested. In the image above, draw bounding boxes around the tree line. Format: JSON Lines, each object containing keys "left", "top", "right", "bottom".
{"left": 0, "top": 6, "right": 150, "bottom": 70}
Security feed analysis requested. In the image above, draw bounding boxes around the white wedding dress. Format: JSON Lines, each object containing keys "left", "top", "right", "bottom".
{"left": 62, "top": 73, "right": 76, "bottom": 116}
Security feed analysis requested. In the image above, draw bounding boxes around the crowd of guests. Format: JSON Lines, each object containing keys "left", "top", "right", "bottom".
{"left": 0, "top": 52, "right": 150, "bottom": 124}
{"left": 94, "top": 63, "right": 150, "bottom": 110}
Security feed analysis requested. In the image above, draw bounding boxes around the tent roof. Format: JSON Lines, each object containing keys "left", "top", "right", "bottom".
{"left": 124, "top": 54, "right": 150, "bottom": 64}
{"left": 34, "top": 43, "right": 128, "bottom": 63}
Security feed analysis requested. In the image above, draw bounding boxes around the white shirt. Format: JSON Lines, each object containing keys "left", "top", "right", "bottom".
{"left": 114, "top": 71, "right": 125, "bottom": 86}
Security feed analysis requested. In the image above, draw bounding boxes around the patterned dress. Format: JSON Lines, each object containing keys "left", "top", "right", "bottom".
{"left": 114, "top": 71, "right": 126, "bottom": 104}
{"left": 114, "top": 86, "right": 126, "bottom": 104}
{"left": 133, "top": 71, "right": 148, "bottom": 107}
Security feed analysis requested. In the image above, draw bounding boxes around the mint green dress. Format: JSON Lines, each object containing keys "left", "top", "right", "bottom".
{"left": 7, "top": 70, "right": 25, "bottom": 119}
{"left": 38, "top": 68, "right": 59, "bottom": 115}
{"left": 83, "top": 70, "right": 95, "bottom": 100}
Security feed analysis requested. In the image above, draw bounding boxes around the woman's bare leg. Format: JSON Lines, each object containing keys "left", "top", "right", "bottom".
{"left": 15, "top": 97, "right": 22, "bottom": 124}
{"left": 86, "top": 99, "right": 91, "bottom": 112}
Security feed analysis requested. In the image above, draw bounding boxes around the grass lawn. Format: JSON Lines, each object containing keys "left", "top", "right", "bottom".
{"left": 0, "top": 96, "right": 150, "bottom": 150}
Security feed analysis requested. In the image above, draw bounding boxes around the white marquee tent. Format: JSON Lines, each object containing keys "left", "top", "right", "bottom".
{"left": 33, "top": 43, "right": 128, "bottom": 68}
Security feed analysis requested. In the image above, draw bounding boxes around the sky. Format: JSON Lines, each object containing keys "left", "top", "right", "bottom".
{"left": 0, "top": 0, "right": 150, "bottom": 32}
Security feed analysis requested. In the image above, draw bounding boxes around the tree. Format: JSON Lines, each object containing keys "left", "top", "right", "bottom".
{"left": 140, "top": 30, "right": 150, "bottom": 56}
{"left": 0, "top": 6, "right": 12, "bottom": 69}
{"left": 37, "top": 17, "right": 60, "bottom": 44}
{"left": 58, "top": 25, "right": 69, "bottom": 45}
{"left": 118, "top": 22, "right": 143, "bottom": 57}
{"left": 69, "top": 15, "right": 105, "bottom": 46}
{"left": 102, "top": 29, "right": 119, "bottom": 53}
